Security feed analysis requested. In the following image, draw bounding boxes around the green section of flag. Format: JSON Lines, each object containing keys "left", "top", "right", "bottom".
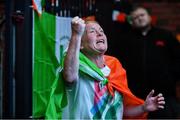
{"left": 33, "top": 12, "right": 67, "bottom": 119}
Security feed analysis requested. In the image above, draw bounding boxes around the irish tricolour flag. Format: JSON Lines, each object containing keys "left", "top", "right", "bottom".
{"left": 32, "top": 8, "right": 72, "bottom": 118}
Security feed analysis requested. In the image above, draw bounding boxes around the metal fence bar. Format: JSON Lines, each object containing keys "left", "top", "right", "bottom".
{"left": 44, "top": 0, "right": 97, "bottom": 17}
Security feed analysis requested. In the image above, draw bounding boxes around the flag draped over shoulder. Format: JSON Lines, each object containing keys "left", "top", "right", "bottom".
{"left": 104, "top": 55, "right": 148, "bottom": 119}
{"left": 79, "top": 53, "right": 147, "bottom": 119}
{"left": 33, "top": 11, "right": 71, "bottom": 118}
{"left": 32, "top": 5, "right": 147, "bottom": 119}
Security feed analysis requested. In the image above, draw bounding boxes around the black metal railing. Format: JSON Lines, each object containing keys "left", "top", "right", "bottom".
{"left": 44, "top": 0, "right": 97, "bottom": 17}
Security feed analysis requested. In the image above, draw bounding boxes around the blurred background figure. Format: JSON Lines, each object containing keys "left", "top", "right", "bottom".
{"left": 114, "top": 6, "right": 180, "bottom": 119}
{"left": 1, "top": 0, "right": 180, "bottom": 119}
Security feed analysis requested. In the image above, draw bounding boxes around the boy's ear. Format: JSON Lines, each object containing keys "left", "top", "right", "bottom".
{"left": 127, "top": 15, "right": 133, "bottom": 25}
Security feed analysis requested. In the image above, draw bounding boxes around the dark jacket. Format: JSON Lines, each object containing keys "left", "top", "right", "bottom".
{"left": 116, "top": 26, "right": 180, "bottom": 99}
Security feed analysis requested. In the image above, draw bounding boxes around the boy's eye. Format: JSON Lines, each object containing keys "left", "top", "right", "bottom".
{"left": 140, "top": 14, "right": 145, "bottom": 17}
{"left": 133, "top": 16, "right": 138, "bottom": 20}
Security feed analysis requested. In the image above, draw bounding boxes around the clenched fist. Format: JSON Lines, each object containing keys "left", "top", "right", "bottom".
{"left": 71, "top": 16, "right": 86, "bottom": 36}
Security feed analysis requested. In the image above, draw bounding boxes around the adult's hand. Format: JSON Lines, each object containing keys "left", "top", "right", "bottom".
{"left": 143, "top": 89, "right": 165, "bottom": 112}
{"left": 71, "top": 16, "right": 85, "bottom": 36}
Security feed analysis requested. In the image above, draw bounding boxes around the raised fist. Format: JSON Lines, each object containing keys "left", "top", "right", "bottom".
{"left": 71, "top": 16, "right": 85, "bottom": 36}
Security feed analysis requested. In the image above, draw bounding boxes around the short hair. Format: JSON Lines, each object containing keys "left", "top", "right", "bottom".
{"left": 82, "top": 16, "right": 98, "bottom": 24}
{"left": 85, "top": 20, "right": 99, "bottom": 25}
{"left": 130, "top": 5, "right": 151, "bottom": 15}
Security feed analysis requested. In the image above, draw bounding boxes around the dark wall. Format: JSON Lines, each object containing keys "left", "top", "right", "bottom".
{"left": 14, "top": 0, "right": 32, "bottom": 118}
{"left": 3, "top": 0, "right": 32, "bottom": 118}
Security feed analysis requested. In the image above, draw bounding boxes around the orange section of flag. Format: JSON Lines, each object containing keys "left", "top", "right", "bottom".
{"left": 104, "top": 55, "right": 148, "bottom": 119}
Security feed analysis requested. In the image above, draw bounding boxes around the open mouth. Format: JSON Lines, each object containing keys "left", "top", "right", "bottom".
{"left": 96, "top": 39, "right": 104, "bottom": 44}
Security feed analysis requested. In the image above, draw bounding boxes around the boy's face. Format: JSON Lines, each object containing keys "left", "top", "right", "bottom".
{"left": 81, "top": 22, "right": 108, "bottom": 55}
{"left": 131, "top": 8, "right": 151, "bottom": 29}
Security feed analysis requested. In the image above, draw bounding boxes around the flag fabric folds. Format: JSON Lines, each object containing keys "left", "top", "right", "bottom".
{"left": 33, "top": 11, "right": 71, "bottom": 118}
{"left": 32, "top": 9, "right": 147, "bottom": 119}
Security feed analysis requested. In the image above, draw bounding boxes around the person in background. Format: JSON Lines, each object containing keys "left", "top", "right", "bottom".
{"left": 117, "top": 6, "right": 180, "bottom": 118}
{"left": 61, "top": 16, "right": 165, "bottom": 119}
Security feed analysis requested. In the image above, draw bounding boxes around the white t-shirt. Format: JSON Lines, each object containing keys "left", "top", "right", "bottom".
{"left": 62, "top": 65, "right": 123, "bottom": 119}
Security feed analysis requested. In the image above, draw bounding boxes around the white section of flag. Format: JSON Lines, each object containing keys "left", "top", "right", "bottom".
{"left": 55, "top": 17, "right": 72, "bottom": 63}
